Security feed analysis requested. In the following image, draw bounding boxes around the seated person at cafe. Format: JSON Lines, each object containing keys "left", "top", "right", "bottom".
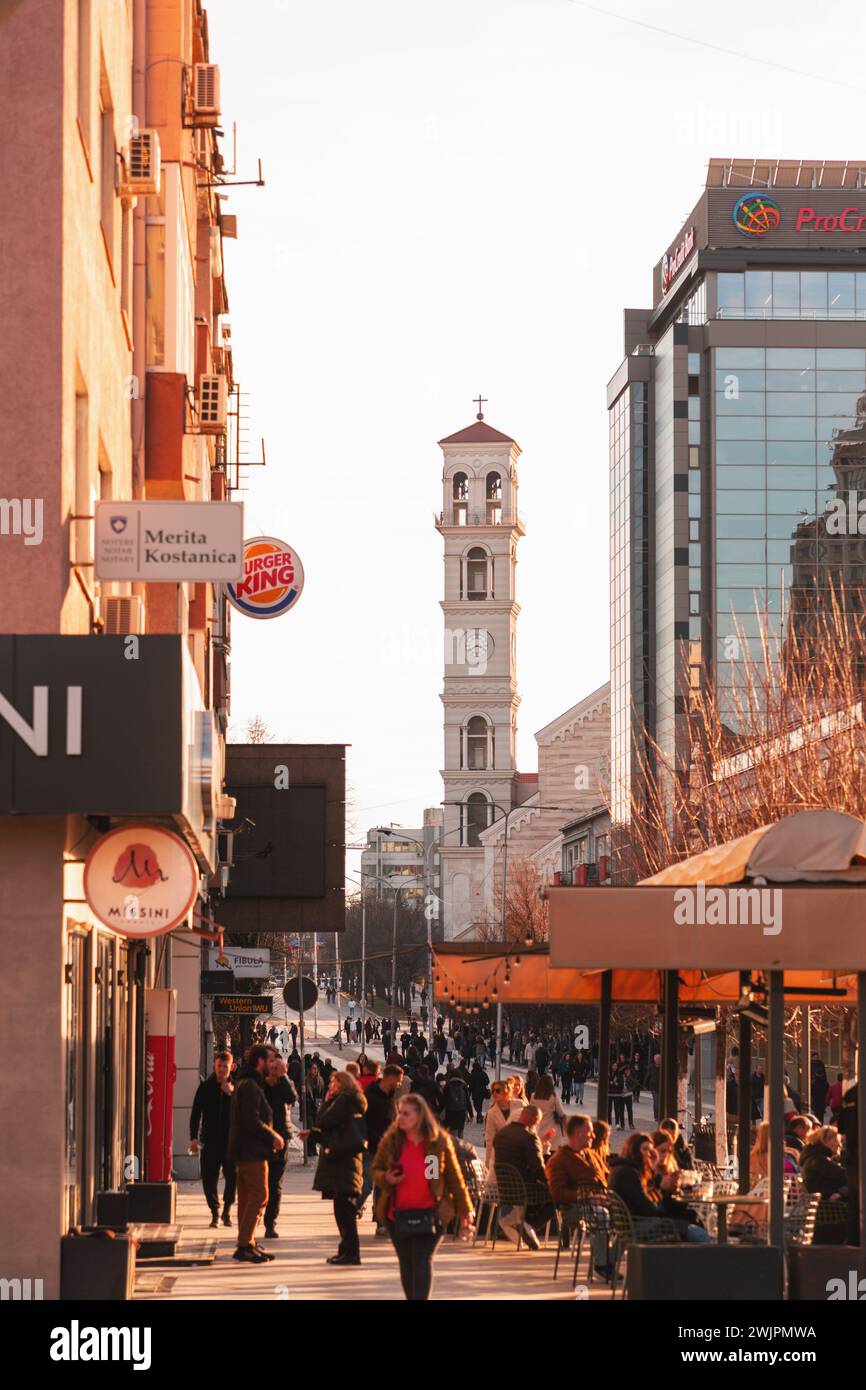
{"left": 492, "top": 1105, "right": 554, "bottom": 1250}
{"left": 650, "top": 1129, "right": 711, "bottom": 1242}
{"left": 658, "top": 1116, "right": 694, "bottom": 1170}
{"left": 546, "top": 1114, "right": 607, "bottom": 1203}
{"left": 609, "top": 1132, "right": 711, "bottom": 1244}
{"left": 785, "top": 1114, "right": 812, "bottom": 1152}
{"left": 547, "top": 1113, "right": 610, "bottom": 1276}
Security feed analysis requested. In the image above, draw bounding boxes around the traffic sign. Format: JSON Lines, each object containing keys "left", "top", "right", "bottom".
{"left": 282, "top": 977, "right": 318, "bottom": 1011}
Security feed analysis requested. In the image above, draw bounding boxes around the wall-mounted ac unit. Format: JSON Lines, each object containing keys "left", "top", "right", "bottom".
{"left": 198, "top": 374, "right": 227, "bottom": 431}
{"left": 104, "top": 595, "right": 144, "bottom": 635}
{"left": 119, "top": 130, "right": 161, "bottom": 198}
{"left": 193, "top": 63, "right": 221, "bottom": 117}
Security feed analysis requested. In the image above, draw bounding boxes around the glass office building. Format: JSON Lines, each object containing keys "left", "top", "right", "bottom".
{"left": 607, "top": 159, "right": 866, "bottom": 872}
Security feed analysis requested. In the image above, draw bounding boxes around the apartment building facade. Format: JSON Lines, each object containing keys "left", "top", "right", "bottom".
{"left": 0, "top": 0, "right": 241, "bottom": 1296}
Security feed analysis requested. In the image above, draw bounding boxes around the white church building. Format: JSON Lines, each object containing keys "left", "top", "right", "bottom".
{"left": 435, "top": 404, "right": 611, "bottom": 940}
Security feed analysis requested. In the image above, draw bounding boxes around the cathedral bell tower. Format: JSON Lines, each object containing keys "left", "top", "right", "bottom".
{"left": 435, "top": 399, "right": 524, "bottom": 940}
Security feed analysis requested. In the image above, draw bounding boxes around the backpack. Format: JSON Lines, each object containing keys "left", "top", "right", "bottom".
{"left": 447, "top": 1079, "right": 469, "bottom": 1114}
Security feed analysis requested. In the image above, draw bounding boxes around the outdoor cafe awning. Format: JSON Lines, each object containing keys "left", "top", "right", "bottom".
{"left": 432, "top": 943, "right": 855, "bottom": 1006}
{"left": 548, "top": 810, "right": 866, "bottom": 973}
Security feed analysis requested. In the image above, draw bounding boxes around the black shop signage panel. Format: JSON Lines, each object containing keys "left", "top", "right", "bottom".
{"left": 0, "top": 635, "right": 183, "bottom": 814}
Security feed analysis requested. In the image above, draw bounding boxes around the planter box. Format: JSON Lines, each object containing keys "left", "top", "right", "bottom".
{"left": 788, "top": 1246, "right": 864, "bottom": 1301}
{"left": 95, "top": 1191, "right": 130, "bottom": 1228}
{"left": 626, "top": 1244, "right": 783, "bottom": 1300}
{"left": 60, "top": 1233, "right": 136, "bottom": 1301}
{"left": 127, "top": 1181, "right": 176, "bottom": 1223}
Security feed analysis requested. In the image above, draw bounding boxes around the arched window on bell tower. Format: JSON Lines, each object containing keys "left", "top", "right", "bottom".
{"left": 463, "top": 714, "right": 494, "bottom": 770}
{"left": 486, "top": 471, "right": 502, "bottom": 525}
{"left": 463, "top": 792, "right": 491, "bottom": 847}
{"left": 452, "top": 471, "right": 468, "bottom": 525}
{"left": 464, "top": 546, "right": 493, "bottom": 599}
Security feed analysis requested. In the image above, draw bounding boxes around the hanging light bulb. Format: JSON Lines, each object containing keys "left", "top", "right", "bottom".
{"left": 514, "top": 954, "right": 522, "bottom": 967}
{"left": 491, "top": 985, "right": 498, "bottom": 1000}
{"left": 523, "top": 928, "right": 534, "bottom": 947}
{"left": 473, "top": 1005, "right": 480, "bottom": 1014}
{"left": 482, "top": 995, "right": 489, "bottom": 1008}
{"left": 504, "top": 970, "right": 511, "bottom": 985}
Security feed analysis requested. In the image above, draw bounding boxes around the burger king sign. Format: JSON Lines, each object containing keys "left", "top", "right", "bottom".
{"left": 224, "top": 535, "right": 305, "bottom": 619}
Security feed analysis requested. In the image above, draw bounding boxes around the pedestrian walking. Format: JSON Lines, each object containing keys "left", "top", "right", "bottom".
{"left": 469, "top": 1058, "right": 490, "bottom": 1125}
{"left": 303, "top": 1071, "right": 368, "bottom": 1267}
{"left": 359, "top": 1063, "right": 404, "bottom": 1234}
{"left": 227, "top": 1044, "right": 284, "bottom": 1264}
{"left": 372, "top": 1093, "right": 473, "bottom": 1300}
{"left": 441, "top": 1066, "right": 471, "bottom": 1139}
{"left": 189, "top": 1050, "right": 236, "bottom": 1228}
{"left": 262, "top": 1053, "right": 298, "bottom": 1239}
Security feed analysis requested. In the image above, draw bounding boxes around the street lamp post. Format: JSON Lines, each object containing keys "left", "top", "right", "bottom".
{"left": 374, "top": 826, "right": 439, "bottom": 1030}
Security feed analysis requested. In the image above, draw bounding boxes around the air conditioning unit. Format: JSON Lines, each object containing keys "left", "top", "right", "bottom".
{"left": 119, "top": 130, "right": 161, "bottom": 198}
{"left": 193, "top": 63, "right": 221, "bottom": 117}
{"left": 221, "top": 214, "right": 237, "bottom": 239}
{"left": 104, "top": 595, "right": 144, "bottom": 635}
{"left": 215, "top": 793, "right": 237, "bottom": 821}
{"left": 198, "top": 374, "right": 227, "bottom": 431}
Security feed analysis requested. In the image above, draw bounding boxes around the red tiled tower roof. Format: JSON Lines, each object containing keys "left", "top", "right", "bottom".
{"left": 438, "top": 419, "right": 516, "bottom": 446}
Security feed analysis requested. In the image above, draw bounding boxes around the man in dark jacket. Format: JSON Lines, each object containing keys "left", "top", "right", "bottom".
{"left": 263, "top": 1053, "right": 298, "bottom": 1238}
{"left": 228, "top": 1044, "right": 284, "bottom": 1263}
{"left": 190, "top": 1050, "right": 236, "bottom": 1228}
{"left": 442, "top": 1067, "right": 471, "bottom": 1139}
{"left": 360, "top": 1063, "right": 403, "bottom": 1235}
{"left": 492, "top": 1105, "right": 553, "bottom": 1249}
{"left": 469, "top": 1060, "right": 490, "bottom": 1124}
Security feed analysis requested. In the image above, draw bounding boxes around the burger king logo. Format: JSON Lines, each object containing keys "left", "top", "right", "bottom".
{"left": 224, "top": 535, "right": 305, "bottom": 619}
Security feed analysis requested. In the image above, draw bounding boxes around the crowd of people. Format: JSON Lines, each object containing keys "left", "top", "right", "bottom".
{"left": 190, "top": 1014, "right": 858, "bottom": 1296}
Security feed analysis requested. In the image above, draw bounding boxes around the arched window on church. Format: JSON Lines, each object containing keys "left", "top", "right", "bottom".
{"left": 465, "top": 546, "right": 492, "bottom": 599}
{"left": 486, "top": 471, "right": 502, "bottom": 525}
{"left": 452, "top": 472, "right": 468, "bottom": 525}
{"left": 464, "top": 792, "right": 490, "bottom": 848}
{"left": 464, "top": 715, "right": 493, "bottom": 770}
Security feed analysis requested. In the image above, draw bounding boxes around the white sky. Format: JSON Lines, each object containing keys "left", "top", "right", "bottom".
{"left": 208, "top": 0, "right": 866, "bottom": 873}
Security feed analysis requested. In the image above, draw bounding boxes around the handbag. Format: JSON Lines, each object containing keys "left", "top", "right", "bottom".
{"left": 393, "top": 1207, "right": 437, "bottom": 1238}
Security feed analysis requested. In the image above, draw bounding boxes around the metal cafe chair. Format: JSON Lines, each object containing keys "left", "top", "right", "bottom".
{"left": 490, "top": 1163, "right": 552, "bottom": 1252}
{"left": 813, "top": 1197, "right": 849, "bottom": 1244}
{"left": 552, "top": 1187, "right": 605, "bottom": 1283}
{"left": 490, "top": 1164, "right": 527, "bottom": 1251}
{"left": 472, "top": 1167, "right": 500, "bottom": 1249}
{"left": 606, "top": 1192, "right": 679, "bottom": 1300}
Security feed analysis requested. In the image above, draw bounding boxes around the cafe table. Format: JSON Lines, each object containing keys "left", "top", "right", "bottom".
{"left": 692, "top": 1192, "right": 769, "bottom": 1244}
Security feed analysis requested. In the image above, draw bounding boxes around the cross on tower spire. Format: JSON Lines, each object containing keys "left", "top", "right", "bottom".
{"left": 474, "top": 393, "right": 487, "bottom": 421}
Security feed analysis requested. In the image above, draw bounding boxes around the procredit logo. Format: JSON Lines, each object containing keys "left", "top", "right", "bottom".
{"left": 661, "top": 225, "right": 696, "bottom": 293}
{"left": 733, "top": 193, "right": 781, "bottom": 238}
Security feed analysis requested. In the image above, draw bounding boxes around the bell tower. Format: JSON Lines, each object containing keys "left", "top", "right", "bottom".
{"left": 435, "top": 401, "right": 524, "bottom": 939}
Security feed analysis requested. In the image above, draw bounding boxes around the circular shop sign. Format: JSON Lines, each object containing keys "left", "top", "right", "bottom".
{"left": 84, "top": 824, "right": 199, "bottom": 938}
{"left": 224, "top": 535, "right": 305, "bottom": 619}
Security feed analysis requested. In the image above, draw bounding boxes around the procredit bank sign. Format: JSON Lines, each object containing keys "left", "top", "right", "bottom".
{"left": 660, "top": 225, "right": 696, "bottom": 295}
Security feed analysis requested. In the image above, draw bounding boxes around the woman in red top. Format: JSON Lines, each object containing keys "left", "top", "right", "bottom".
{"left": 372, "top": 1094, "right": 473, "bottom": 1300}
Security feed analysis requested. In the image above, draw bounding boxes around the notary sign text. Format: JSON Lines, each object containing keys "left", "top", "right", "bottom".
{"left": 95, "top": 500, "right": 244, "bottom": 582}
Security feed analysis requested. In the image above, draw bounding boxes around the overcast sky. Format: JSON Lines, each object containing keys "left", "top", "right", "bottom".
{"left": 209, "top": 0, "right": 866, "bottom": 872}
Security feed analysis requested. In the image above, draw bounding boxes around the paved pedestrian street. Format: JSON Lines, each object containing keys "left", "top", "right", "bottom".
{"left": 134, "top": 1163, "right": 599, "bottom": 1302}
